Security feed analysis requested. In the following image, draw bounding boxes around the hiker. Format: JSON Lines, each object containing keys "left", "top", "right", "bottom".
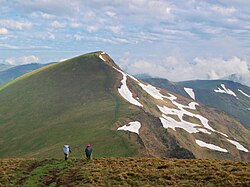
{"left": 85, "top": 143, "right": 93, "bottom": 160}
{"left": 63, "top": 144, "right": 71, "bottom": 160}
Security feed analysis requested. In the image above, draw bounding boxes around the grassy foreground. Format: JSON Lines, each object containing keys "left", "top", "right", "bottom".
{"left": 1, "top": 157, "right": 250, "bottom": 186}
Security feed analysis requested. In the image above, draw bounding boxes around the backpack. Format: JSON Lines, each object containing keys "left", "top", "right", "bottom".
{"left": 85, "top": 147, "right": 92, "bottom": 155}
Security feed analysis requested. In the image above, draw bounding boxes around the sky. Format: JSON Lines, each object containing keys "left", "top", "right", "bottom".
{"left": 0, "top": 0, "right": 250, "bottom": 85}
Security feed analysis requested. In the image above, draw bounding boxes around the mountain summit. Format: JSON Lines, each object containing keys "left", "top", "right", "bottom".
{"left": 0, "top": 52, "right": 249, "bottom": 160}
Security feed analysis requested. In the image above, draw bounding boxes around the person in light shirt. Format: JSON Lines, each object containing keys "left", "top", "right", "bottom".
{"left": 63, "top": 144, "right": 72, "bottom": 160}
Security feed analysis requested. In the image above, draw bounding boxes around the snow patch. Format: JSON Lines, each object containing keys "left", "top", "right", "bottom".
{"left": 159, "top": 115, "right": 200, "bottom": 133}
{"left": 157, "top": 92, "right": 229, "bottom": 138}
{"left": 184, "top": 87, "right": 195, "bottom": 100}
{"left": 214, "top": 84, "right": 237, "bottom": 97}
{"left": 183, "top": 102, "right": 199, "bottom": 110}
{"left": 238, "top": 89, "right": 250, "bottom": 98}
{"left": 138, "top": 83, "right": 164, "bottom": 100}
{"left": 227, "top": 139, "right": 249, "bottom": 152}
{"left": 113, "top": 66, "right": 143, "bottom": 107}
{"left": 195, "top": 140, "right": 228, "bottom": 152}
{"left": 117, "top": 121, "right": 141, "bottom": 134}
{"left": 99, "top": 54, "right": 106, "bottom": 62}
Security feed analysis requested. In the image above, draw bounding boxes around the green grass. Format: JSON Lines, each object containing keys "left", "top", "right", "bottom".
{"left": 0, "top": 52, "right": 139, "bottom": 158}
{"left": 1, "top": 158, "right": 250, "bottom": 186}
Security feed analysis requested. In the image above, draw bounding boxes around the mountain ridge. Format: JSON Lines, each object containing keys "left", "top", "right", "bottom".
{"left": 0, "top": 52, "right": 249, "bottom": 160}
{"left": 0, "top": 63, "right": 53, "bottom": 85}
{"left": 143, "top": 78, "right": 250, "bottom": 129}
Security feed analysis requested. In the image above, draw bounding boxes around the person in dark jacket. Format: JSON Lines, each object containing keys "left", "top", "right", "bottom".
{"left": 85, "top": 143, "right": 93, "bottom": 160}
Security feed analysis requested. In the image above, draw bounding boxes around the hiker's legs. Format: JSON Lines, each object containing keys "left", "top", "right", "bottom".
{"left": 64, "top": 153, "right": 68, "bottom": 160}
{"left": 86, "top": 153, "right": 91, "bottom": 160}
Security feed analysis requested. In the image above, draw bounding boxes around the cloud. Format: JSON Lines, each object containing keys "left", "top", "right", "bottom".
{"left": 211, "top": 6, "right": 236, "bottom": 16}
{"left": 20, "top": 55, "right": 39, "bottom": 64}
{"left": 106, "top": 26, "right": 122, "bottom": 34}
{"left": 73, "top": 34, "right": 84, "bottom": 41}
{"left": 30, "top": 11, "right": 55, "bottom": 19}
{"left": 0, "top": 43, "right": 19, "bottom": 49}
{"left": 0, "top": 19, "right": 32, "bottom": 30}
{"left": 12, "top": 0, "right": 80, "bottom": 16}
{"left": 121, "top": 55, "right": 250, "bottom": 85}
{"left": 112, "top": 37, "right": 129, "bottom": 43}
{"left": 86, "top": 25, "right": 99, "bottom": 33}
{"left": 106, "top": 11, "right": 116, "bottom": 17}
{"left": 50, "top": 21, "right": 65, "bottom": 28}
{"left": 6, "top": 58, "right": 16, "bottom": 65}
{"left": 0, "top": 28, "right": 8, "bottom": 34}
{"left": 0, "top": 43, "right": 51, "bottom": 50}
{"left": 70, "top": 22, "right": 82, "bottom": 28}
{"left": 1, "top": 0, "right": 250, "bottom": 82}
{"left": 6, "top": 55, "right": 39, "bottom": 65}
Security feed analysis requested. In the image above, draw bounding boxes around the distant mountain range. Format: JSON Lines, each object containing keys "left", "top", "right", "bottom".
{"left": 0, "top": 63, "right": 14, "bottom": 71}
{"left": 142, "top": 78, "right": 250, "bottom": 129}
{"left": 0, "top": 63, "right": 54, "bottom": 85}
{"left": 0, "top": 52, "right": 249, "bottom": 161}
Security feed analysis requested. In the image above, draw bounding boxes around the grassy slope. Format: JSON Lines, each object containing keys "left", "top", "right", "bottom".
{"left": 1, "top": 158, "right": 250, "bottom": 186}
{"left": 0, "top": 53, "right": 139, "bottom": 158}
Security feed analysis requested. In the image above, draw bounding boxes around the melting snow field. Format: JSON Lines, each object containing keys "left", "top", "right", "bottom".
{"left": 227, "top": 139, "right": 249, "bottom": 152}
{"left": 214, "top": 84, "right": 237, "bottom": 97}
{"left": 238, "top": 89, "right": 250, "bottom": 98}
{"left": 184, "top": 87, "right": 195, "bottom": 100}
{"left": 156, "top": 92, "right": 217, "bottom": 133}
{"left": 195, "top": 140, "right": 228, "bottom": 152}
{"left": 117, "top": 121, "right": 141, "bottom": 134}
{"left": 112, "top": 66, "right": 143, "bottom": 107}
{"left": 99, "top": 56, "right": 143, "bottom": 107}
{"left": 109, "top": 60, "right": 246, "bottom": 155}
{"left": 138, "top": 83, "right": 165, "bottom": 100}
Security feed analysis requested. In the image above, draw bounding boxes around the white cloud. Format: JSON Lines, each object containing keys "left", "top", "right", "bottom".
{"left": 106, "top": 11, "right": 116, "bottom": 17}
{"left": 0, "top": 28, "right": 8, "bottom": 34}
{"left": 127, "top": 0, "right": 172, "bottom": 16}
{"left": 30, "top": 11, "right": 55, "bottom": 19}
{"left": 1, "top": 0, "right": 250, "bottom": 80}
{"left": 6, "top": 55, "right": 39, "bottom": 65}
{"left": 211, "top": 6, "right": 236, "bottom": 16}
{"left": 70, "top": 22, "right": 82, "bottom": 28}
{"left": 73, "top": 34, "right": 84, "bottom": 41}
{"left": 0, "top": 43, "right": 19, "bottom": 49}
{"left": 107, "top": 25, "right": 122, "bottom": 34}
{"left": 86, "top": 25, "right": 99, "bottom": 33}
{"left": 113, "top": 37, "right": 129, "bottom": 43}
{"left": 0, "top": 19, "right": 32, "bottom": 30}
{"left": 50, "top": 21, "right": 65, "bottom": 28}
{"left": 19, "top": 55, "right": 39, "bottom": 64}
{"left": 192, "top": 57, "right": 249, "bottom": 79}
{"left": 121, "top": 55, "right": 250, "bottom": 86}
{"left": 6, "top": 58, "right": 16, "bottom": 65}
{"left": 41, "top": 12, "right": 55, "bottom": 19}
{"left": 0, "top": 43, "right": 51, "bottom": 50}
